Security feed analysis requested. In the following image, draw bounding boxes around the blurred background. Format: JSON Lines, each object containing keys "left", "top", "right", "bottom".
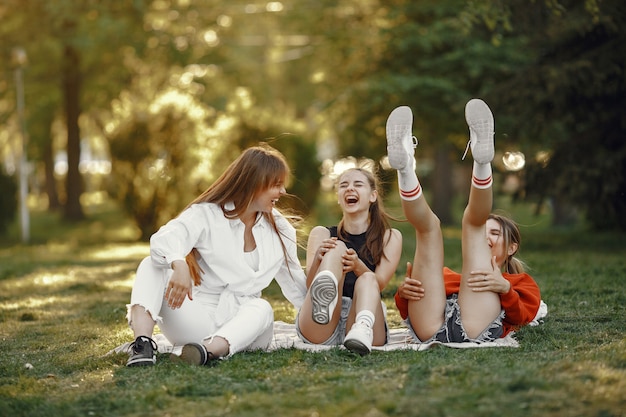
{"left": 0, "top": 0, "right": 624, "bottom": 245}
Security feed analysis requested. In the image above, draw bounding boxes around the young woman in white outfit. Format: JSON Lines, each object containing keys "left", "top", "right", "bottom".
{"left": 125, "top": 144, "right": 307, "bottom": 366}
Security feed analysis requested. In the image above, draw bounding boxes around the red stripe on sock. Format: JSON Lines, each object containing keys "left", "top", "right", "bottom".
{"left": 400, "top": 184, "right": 422, "bottom": 199}
{"left": 472, "top": 175, "right": 492, "bottom": 187}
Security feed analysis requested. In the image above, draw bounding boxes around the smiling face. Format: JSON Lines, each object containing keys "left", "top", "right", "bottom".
{"left": 252, "top": 177, "right": 287, "bottom": 213}
{"left": 337, "top": 169, "right": 377, "bottom": 214}
{"left": 486, "top": 217, "right": 518, "bottom": 268}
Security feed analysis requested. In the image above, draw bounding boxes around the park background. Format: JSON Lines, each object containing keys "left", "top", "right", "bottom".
{"left": 1, "top": 1, "right": 624, "bottom": 416}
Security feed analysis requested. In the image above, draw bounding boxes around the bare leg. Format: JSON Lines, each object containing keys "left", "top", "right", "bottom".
{"left": 201, "top": 336, "right": 230, "bottom": 358}
{"left": 458, "top": 99, "right": 501, "bottom": 339}
{"left": 403, "top": 196, "right": 446, "bottom": 341}
{"left": 297, "top": 241, "right": 347, "bottom": 344}
{"left": 458, "top": 186, "right": 501, "bottom": 338}
{"left": 386, "top": 106, "right": 446, "bottom": 341}
{"left": 129, "top": 305, "right": 156, "bottom": 338}
{"left": 350, "top": 273, "right": 387, "bottom": 346}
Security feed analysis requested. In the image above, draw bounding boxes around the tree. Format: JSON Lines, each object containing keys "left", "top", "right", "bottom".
{"left": 312, "top": 0, "right": 531, "bottom": 223}
{"left": 102, "top": 0, "right": 321, "bottom": 237}
{"left": 0, "top": 0, "right": 151, "bottom": 221}
{"left": 485, "top": 0, "right": 626, "bottom": 230}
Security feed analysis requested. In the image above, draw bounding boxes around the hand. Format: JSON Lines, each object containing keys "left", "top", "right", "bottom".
{"left": 468, "top": 256, "right": 511, "bottom": 294}
{"left": 341, "top": 248, "right": 360, "bottom": 273}
{"left": 165, "top": 260, "right": 194, "bottom": 309}
{"left": 398, "top": 262, "right": 425, "bottom": 301}
{"left": 314, "top": 237, "right": 338, "bottom": 264}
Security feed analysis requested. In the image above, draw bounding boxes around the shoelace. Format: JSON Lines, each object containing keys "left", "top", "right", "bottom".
{"left": 461, "top": 139, "right": 471, "bottom": 161}
{"left": 131, "top": 337, "right": 157, "bottom": 353}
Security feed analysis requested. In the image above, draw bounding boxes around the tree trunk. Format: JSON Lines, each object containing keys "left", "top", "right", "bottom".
{"left": 62, "top": 44, "right": 84, "bottom": 220}
{"left": 43, "top": 126, "right": 60, "bottom": 211}
{"left": 432, "top": 144, "right": 454, "bottom": 225}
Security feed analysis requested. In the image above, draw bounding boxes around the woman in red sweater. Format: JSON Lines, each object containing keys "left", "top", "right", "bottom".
{"left": 386, "top": 99, "right": 541, "bottom": 343}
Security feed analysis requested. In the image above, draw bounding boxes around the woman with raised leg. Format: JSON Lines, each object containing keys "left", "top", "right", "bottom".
{"left": 389, "top": 100, "right": 541, "bottom": 344}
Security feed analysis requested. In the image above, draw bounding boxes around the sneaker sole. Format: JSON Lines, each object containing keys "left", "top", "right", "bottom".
{"left": 343, "top": 338, "right": 371, "bottom": 356}
{"left": 385, "top": 106, "right": 413, "bottom": 139}
{"left": 465, "top": 99, "right": 494, "bottom": 164}
{"left": 310, "top": 274, "right": 337, "bottom": 325}
{"left": 126, "top": 357, "right": 155, "bottom": 367}
{"left": 173, "top": 343, "right": 207, "bottom": 365}
{"left": 386, "top": 106, "right": 415, "bottom": 170}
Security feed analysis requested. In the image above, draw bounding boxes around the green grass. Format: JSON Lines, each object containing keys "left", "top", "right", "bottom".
{"left": 0, "top": 198, "right": 625, "bottom": 417}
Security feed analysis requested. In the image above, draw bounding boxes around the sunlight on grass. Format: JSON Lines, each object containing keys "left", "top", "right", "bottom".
{"left": 88, "top": 243, "right": 148, "bottom": 261}
{"left": 2, "top": 295, "right": 66, "bottom": 311}
{"left": 272, "top": 300, "right": 298, "bottom": 322}
{"left": 101, "top": 273, "right": 136, "bottom": 292}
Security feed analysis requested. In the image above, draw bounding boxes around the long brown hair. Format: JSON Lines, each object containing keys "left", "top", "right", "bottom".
{"left": 183, "top": 143, "right": 294, "bottom": 285}
{"left": 336, "top": 167, "right": 394, "bottom": 266}
{"left": 488, "top": 213, "right": 526, "bottom": 274}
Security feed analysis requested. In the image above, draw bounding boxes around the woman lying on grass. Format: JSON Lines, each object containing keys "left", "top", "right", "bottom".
{"left": 125, "top": 144, "right": 307, "bottom": 366}
{"left": 388, "top": 100, "right": 541, "bottom": 344}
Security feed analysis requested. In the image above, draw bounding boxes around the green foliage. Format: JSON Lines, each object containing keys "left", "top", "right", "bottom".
{"left": 486, "top": 0, "right": 626, "bottom": 230}
{"left": 1, "top": 0, "right": 625, "bottom": 237}
{"left": 106, "top": 88, "right": 221, "bottom": 240}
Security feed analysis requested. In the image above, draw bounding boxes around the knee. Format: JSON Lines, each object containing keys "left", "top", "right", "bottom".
{"left": 354, "top": 272, "right": 379, "bottom": 292}
{"left": 136, "top": 256, "right": 152, "bottom": 271}
{"left": 327, "top": 240, "right": 348, "bottom": 255}
{"left": 319, "top": 241, "right": 348, "bottom": 269}
{"left": 136, "top": 256, "right": 161, "bottom": 278}
{"left": 431, "top": 213, "right": 441, "bottom": 231}
{"left": 462, "top": 207, "right": 487, "bottom": 228}
{"left": 245, "top": 298, "right": 274, "bottom": 325}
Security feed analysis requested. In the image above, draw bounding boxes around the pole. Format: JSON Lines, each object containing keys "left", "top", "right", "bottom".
{"left": 13, "top": 48, "right": 29, "bottom": 244}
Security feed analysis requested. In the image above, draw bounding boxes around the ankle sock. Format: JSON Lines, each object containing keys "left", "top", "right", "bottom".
{"left": 355, "top": 310, "right": 375, "bottom": 329}
{"left": 397, "top": 170, "right": 422, "bottom": 201}
{"left": 472, "top": 162, "right": 492, "bottom": 189}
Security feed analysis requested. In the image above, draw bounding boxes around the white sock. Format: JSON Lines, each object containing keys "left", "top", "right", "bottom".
{"left": 397, "top": 170, "right": 422, "bottom": 201}
{"left": 472, "top": 161, "right": 493, "bottom": 189}
{"left": 355, "top": 310, "right": 375, "bottom": 329}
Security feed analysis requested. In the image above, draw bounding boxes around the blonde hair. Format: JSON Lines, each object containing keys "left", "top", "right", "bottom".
{"left": 184, "top": 143, "right": 294, "bottom": 285}
{"left": 488, "top": 213, "right": 527, "bottom": 274}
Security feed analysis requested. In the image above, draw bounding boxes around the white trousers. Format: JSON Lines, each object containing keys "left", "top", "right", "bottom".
{"left": 127, "top": 257, "right": 274, "bottom": 356}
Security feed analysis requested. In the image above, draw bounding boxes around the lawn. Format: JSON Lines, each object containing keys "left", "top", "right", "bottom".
{"left": 0, "top": 198, "right": 624, "bottom": 417}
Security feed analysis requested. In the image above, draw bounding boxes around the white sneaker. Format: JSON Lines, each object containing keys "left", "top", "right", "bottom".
{"left": 464, "top": 98, "right": 494, "bottom": 164}
{"left": 343, "top": 322, "right": 373, "bottom": 356}
{"left": 386, "top": 106, "right": 418, "bottom": 171}
{"left": 310, "top": 271, "right": 338, "bottom": 325}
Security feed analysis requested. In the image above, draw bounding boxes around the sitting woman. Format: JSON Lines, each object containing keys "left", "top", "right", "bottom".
{"left": 125, "top": 144, "right": 307, "bottom": 366}
{"left": 296, "top": 166, "right": 402, "bottom": 355}
{"left": 387, "top": 100, "right": 541, "bottom": 344}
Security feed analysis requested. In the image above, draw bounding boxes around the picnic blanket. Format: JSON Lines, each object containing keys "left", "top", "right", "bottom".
{"left": 109, "top": 300, "right": 547, "bottom": 356}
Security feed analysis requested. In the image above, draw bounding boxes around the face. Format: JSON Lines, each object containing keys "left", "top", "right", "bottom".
{"left": 337, "top": 170, "right": 377, "bottom": 214}
{"left": 486, "top": 218, "right": 517, "bottom": 268}
{"left": 251, "top": 177, "right": 286, "bottom": 213}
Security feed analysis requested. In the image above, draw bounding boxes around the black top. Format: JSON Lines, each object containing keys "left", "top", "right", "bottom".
{"left": 327, "top": 226, "right": 376, "bottom": 299}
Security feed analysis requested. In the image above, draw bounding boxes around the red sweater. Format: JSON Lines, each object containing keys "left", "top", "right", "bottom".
{"left": 394, "top": 267, "right": 541, "bottom": 337}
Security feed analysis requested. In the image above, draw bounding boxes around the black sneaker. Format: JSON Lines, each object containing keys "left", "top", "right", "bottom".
{"left": 126, "top": 336, "right": 157, "bottom": 367}
{"left": 171, "top": 343, "right": 218, "bottom": 366}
